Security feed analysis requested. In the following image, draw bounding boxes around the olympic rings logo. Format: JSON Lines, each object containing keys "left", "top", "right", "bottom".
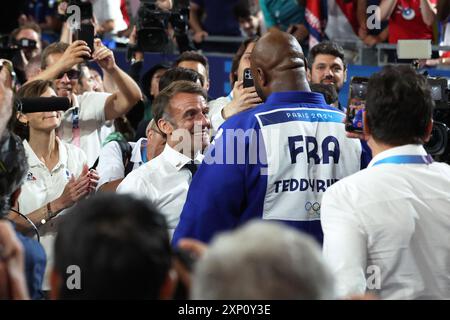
{"left": 305, "top": 201, "right": 321, "bottom": 212}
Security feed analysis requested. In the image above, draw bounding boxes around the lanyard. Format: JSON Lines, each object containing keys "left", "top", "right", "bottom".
{"left": 373, "top": 154, "right": 433, "bottom": 166}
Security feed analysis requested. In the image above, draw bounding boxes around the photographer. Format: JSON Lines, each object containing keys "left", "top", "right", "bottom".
{"left": 10, "top": 80, "right": 99, "bottom": 292}
{"left": 321, "top": 65, "right": 450, "bottom": 299}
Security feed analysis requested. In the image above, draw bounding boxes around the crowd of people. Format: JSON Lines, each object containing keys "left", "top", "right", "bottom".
{"left": 0, "top": 0, "right": 450, "bottom": 301}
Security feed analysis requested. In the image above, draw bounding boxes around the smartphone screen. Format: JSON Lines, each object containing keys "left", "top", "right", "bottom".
{"left": 243, "top": 67, "right": 254, "bottom": 88}
{"left": 345, "top": 77, "right": 369, "bottom": 133}
{"left": 75, "top": 23, "right": 95, "bottom": 59}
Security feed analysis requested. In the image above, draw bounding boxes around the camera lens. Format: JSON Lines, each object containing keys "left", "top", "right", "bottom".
{"left": 424, "top": 121, "right": 448, "bottom": 156}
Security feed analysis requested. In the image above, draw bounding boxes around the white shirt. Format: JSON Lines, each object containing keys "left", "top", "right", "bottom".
{"left": 117, "top": 144, "right": 203, "bottom": 237}
{"left": 58, "top": 91, "right": 110, "bottom": 167}
{"left": 19, "top": 138, "right": 87, "bottom": 290}
{"left": 97, "top": 138, "right": 147, "bottom": 189}
{"left": 91, "top": 0, "right": 128, "bottom": 33}
{"left": 321, "top": 144, "right": 450, "bottom": 300}
{"left": 208, "top": 93, "right": 232, "bottom": 133}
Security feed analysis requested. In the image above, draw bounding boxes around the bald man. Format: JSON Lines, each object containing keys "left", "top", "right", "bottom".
{"left": 173, "top": 31, "right": 370, "bottom": 245}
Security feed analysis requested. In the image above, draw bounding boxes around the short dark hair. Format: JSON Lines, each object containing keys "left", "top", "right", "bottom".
{"left": 231, "top": 37, "right": 259, "bottom": 84}
{"left": 309, "top": 83, "right": 339, "bottom": 105}
{"left": 308, "top": 41, "right": 346, "bottom": 70}
{"left": 41, "top": 42, "right": 69, "bottom": 70}
{"left": 141, "top": 63, "right": 171, "bottom": 100}
{"left": 152, "top": 80, "right": 207, "bottom": 131}
{"left": 365, "top": 65, "right": 434, "bottom": 146}
{"left": 0, "top": 131, "right": 28, "bottom": 218}
{"left": 175, "top": 51, "right": 209, "bottom": 79}
{"left": 53, "top": 193, "right": 172, "bottom": 299}
{"left": 159, "top": 67, "right": 204, "bottom": 92}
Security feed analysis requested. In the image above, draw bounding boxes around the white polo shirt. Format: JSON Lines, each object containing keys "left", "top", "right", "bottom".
{"left": 58, "top": 91, "right": 110, "bottom": 167}
{"left": 321, "top": 144, "right": 450, "bottom": 300}
{"left": 19, "top": 138, "right": 87, "bottom": 290}
{"left": 97, "top": 138, "right": 147, "bottom": 189}
{"left": 117, "top": 144, "right": 203, "bottom": 237}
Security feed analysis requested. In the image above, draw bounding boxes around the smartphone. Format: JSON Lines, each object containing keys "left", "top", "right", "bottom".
{"left": 345, "top": 77, "right": 369, "bottom": 133}
{"left": 243, "top": 67, "right": 254, "bottom": 88}
{"left": 75, "top": 23, "right": 95, "bottom": 59}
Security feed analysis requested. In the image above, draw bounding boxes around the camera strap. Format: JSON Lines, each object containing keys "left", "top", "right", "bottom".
{"left": 372, "top": 154, "right": 433, "bottom": 167}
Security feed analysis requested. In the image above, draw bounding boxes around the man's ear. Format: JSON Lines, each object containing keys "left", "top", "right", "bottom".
{"left": 158, "top": 118, "right": 173, "bottom": 137}
{"left": 423, "top": 119, "right": 433, "bottom": 143}
{"left": 256, "top": 67, "right": 266, "bottom": 87}
{"left": 307, "top": 67, "right": 312, "bottom": 82}
{"left": 18, "top": 113, "right": 28, "bottom": 124}
{"left": 159, "top": 268, "right": 178, "bottom": 300}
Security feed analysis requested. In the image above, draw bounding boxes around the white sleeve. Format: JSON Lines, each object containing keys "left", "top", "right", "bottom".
{"left": 96, "top": 141, "right": 125, "bottom": 189}
{"left": 208, "top": 97, "right": 228, "bottom": 133}
{"left": 321, "top": 184, "right": 368, "bottom": 299}
{"left": 78, "top": 92, "right": 110, "bottom": 124}
{"left": 116, "top": 170, "right": 155, "bottom": 201}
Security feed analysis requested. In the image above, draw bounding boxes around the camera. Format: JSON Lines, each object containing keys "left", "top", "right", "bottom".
{"left": 136, "top": 0, "right": 193, "bottom": 53}
{"left": 424, "top": 77, "right": 450, "bottom": 163}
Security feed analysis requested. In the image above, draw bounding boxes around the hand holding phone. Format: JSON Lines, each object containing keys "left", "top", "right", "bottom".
{"left": 345, "top": 77, "right": 369, "bottom": 134}
{"left": 243, "top": 68, "right": 254, "bottom": 88}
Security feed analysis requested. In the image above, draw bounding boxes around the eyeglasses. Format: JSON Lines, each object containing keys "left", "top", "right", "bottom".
{"left": 56, "top": 69, "right": 81, "bottom": 80}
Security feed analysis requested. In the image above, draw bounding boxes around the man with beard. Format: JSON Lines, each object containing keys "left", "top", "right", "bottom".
{"left": 307, "top": 41, "right": 347, "bottom": 111}
{"left": 117, "top": 81, "right": 210, "bottom": 238}
{"left": 32, "top": 39, "right": 142, "bottom": 166}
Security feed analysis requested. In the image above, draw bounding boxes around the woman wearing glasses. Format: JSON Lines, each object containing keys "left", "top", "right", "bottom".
{"left": 8, "top": 79, "right": 99, "bottom": 293}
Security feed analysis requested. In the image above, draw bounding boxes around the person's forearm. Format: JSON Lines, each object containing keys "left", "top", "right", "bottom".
{"left": 60, "top": 21, "right": 72, "bottom": 44}
{"left": 104, "top": 66, "right": 142, "bottom": 120}
{"left": 102, "top": 69, "right": 118, "bottom": 93}
{"left": 28, "top": 62, "right": 63, "bottom": 82}
{"left": 357, "top": 0, "right": 368, "bottom": 28}
{"left": 189, "top": 6, "right": 204, "bottom": 32}
{"left": 379, "top": 0, "right": 398, "bottom": 21}
{"left": 421, "top": 0, "right": 437, "bottom": 26}
{"left": 376, "top": 27, "right": 389, "bottom": 42}
{"left": 98, "top": 179, "right": 123, "bottom": 192}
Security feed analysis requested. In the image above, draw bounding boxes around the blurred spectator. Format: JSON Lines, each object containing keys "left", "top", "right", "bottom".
{"left": 88, "top": 67, "right": 105, "bottom": 92}
{"left": 208, "top": 37, "right": 261, "bottom": 132}
{"left": 1, "top": 131, "right": 46, "bottom": 300}
{"left": 191, "top": 221, "right": 335, "bottom": 299}
{"left": 117, "top": 81, "right": 210, "bottom": 238}
{"left": 10, "top": 23, "right": 43, "bottom": 84}
{"left": 91, "top": 0, "right": 129, "bottom": 35}
{"left": 12, "top": 80, "right": 99, "bottom": 292}
{"left": 50, "top": 193, "right": 175, "bottom": 299}
{"left": 175, "top": 51, "right": 210, "bottom": 91}
{"left": 189, "top": 0, "right": 242, "bottom": 52}
{"left": 18, "top": 0, "right": 62, "bottom": 37}
{"left": 379, "top": 0, "right": 437, "bottom": 44}
{"left": 310, "top": 83, "right": 339, "bottom": 108}
{"left": 233, "top": 0, "right": 262, "bottom": 38}
{"left": 259, "top": 0, "right": 309, "bottom": 46}
{"left": 424, "top": 0, "right": 450, "bottom": 66}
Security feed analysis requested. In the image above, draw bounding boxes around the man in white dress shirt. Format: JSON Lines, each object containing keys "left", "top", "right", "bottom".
{"left": 321, "top": 65, "right": 450, "bottom": 300}
{"left": 117, "top": 81, "right": 210, "bottom": 237}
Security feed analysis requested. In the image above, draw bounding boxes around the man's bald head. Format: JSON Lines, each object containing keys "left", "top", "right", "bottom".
{"left": 250, "top": 30, "right": 310, "bottom": 101}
